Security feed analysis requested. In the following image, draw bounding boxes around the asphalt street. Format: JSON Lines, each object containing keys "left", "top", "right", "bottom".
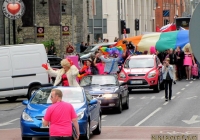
{"left": 1, "top": 79, "right": 200, "bottom": 139}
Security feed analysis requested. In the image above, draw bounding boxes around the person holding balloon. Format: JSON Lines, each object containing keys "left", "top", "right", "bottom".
{"left": 97, "top": 47, "right": 121, "bottom": 75}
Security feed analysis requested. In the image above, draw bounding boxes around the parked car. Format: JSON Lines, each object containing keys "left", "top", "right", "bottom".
{"left": 118, "top": 55, "right": 164, "bottom": 93}
{"left": 47, "top": 55, "right": 62, "bottom": 69}
{"left": 80, "top": 75, "right": 129, "bottom": 113}
{"left": 80, "top": 42, "right": 116, "bottom": 61}
{"left": 20, "top": 86, "right": 101, "bottom": 140}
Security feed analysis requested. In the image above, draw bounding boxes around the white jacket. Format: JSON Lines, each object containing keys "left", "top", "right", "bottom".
{"left": 47, "top": 65, "right": 80, "bottom": 87}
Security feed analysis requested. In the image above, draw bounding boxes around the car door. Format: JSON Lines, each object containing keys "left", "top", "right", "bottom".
{"left": 118, "top": 81, "right": 127, "bottom": 104}
{"left": 0, "top": 48, "right": 13, "bottom": 96}
{"left": 85, "top": 92, "right": 99, "bottom": 129}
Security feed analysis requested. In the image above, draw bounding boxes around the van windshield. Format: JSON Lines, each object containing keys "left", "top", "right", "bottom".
{"left": 124, "top": 58, "right": 154, "bottom": 68}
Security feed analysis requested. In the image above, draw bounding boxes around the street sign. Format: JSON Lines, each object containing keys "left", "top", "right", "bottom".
{"left": 189, "top": 3, "right": 200, "bottom": 63}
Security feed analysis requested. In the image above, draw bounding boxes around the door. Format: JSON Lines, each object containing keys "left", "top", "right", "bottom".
{"left": 0, "top": 48, "right": 13, "bottom": 97}
{"left": 86, "top": 92, "right": 98, "bottom": 129}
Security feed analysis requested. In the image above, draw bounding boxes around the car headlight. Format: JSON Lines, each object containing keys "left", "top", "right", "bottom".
{"left": 22, "top": 112, "right": 33, "bottom": 122}
{"left": 102, "top": 94, "right": 118, "bottom": 98}
{"left": 77, "top": 109, "right": 85, "bottom": 120}
{"left": 119, "top": 72, "right": 126, "bottom": 78}
{"left": 148, "top": 70, "right": 156, "bottom": 78}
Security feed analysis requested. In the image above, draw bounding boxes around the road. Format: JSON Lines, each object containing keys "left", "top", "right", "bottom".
{"left": 1, "top": 80, "right": 200, "bottom": 140}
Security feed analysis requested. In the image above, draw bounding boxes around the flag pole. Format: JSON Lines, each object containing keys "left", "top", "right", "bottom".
{"left": 60, "top": 0, "right": 63, "bottom": 58}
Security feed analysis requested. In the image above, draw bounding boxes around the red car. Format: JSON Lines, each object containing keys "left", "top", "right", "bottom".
{"left": 118, "top": 55, "right": 164, "bottom": 93}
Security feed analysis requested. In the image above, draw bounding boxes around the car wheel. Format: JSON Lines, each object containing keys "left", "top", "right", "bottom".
{"left": 82, "top": 122, "right": 90, "bottom": 140}
{"left": 92, "top": 115, "right": 101, "bottom": 135}
{"left": 153, "top": 79, "right": 160, "bottom": 93}
{"left": 28, "top": 86, "right": 41, "bottom": 99}
{"left": 123, "top": 94, "right": 129, "bottom": 110}
{"left": 5, "top": 97, "right": 18, "bottom": 102}
{"left": 116, "top": 98, "right": 122, "bottom": 114}
{"left": 22, "top": 137, "right": 32, "bottom": 140}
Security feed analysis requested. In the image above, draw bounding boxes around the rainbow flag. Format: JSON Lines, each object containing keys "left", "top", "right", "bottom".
{"left": 116, "top": 30, "right": 189, "bottom": 52}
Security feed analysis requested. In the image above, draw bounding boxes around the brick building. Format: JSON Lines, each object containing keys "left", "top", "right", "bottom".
{"left": 155, "top": 0, "right": 185, "bottom": 29}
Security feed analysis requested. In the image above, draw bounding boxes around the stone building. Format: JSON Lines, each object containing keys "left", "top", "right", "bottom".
{"left": 0, "top": 0, "right": 90, "bottom": 56}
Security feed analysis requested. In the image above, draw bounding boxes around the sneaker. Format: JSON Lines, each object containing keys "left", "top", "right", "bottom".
{"left": 191, "top": 78, "right": 193, "bottom": 80}
{"left": 193, "top": 78, "right": 196, "bottom": 80}
{"left": 173, "top": 81, "right": 176, "bottom": 84}
{"left": 186, "top": 79, "right": 188, "bottom": 80}
{"left": 165, "top": 98, "right": 168, "bottom": 101}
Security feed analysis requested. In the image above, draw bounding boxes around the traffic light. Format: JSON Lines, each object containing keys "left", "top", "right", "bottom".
{"left": 121, "top": 20, "right": 126, "bottom": 34}
{"left": 135, "top": 19, "right": 139, "bottom": 31}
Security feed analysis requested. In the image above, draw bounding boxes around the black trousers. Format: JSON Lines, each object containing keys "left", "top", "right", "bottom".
{"left": 176, "top": 65, "right": 183, "bottom": 79}
{"left": 164, "top": 80, "right": 173, "bottom": 99}
{"left": 50, "top": 136, "right": 72, "bottom": 140}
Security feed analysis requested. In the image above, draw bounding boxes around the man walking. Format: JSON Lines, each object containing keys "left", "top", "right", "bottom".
{"left": 42, "top": 89, "right": 80, "bottom": 140}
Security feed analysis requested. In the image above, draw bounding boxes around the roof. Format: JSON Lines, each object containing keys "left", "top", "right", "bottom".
{"left": 129, "top": 54, "right": 157, "bottom": 59}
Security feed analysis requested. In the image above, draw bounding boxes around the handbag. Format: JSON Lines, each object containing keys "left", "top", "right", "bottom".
{"left": 192, "top": 64, "right": 198, "bottom": 76}
{"left": 72, "top": 123, "right": 78, "bottom": 140}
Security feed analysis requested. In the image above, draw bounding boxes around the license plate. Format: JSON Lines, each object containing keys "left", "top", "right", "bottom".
{"left": 130, "top": 80, "right": 142, "bottom": 84}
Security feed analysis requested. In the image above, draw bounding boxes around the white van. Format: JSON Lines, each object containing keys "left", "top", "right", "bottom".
{"left": 0, "top": 43, "right": 52, "bottom": 101}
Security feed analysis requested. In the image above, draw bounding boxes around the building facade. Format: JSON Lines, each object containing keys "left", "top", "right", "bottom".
{"left": 89, "top": 0, "right": 155, "bottom": 43}
{"left": 0, "top": 0, "right": 90, "bottom": 55}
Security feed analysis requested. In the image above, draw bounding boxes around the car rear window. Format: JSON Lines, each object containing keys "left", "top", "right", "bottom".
{"left": 124, "top": 58, "right": 154, "bottom": 68}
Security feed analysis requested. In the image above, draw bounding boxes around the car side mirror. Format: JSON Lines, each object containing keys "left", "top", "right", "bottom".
{"left": 89, "top": 99, "right": 98, "bottom": 105}
{"left": 158, "top": 64, "right": 162, "bottom": 69}
{"left": 120, "top": 82, "right": 127, "bottom": 86}
{"left": 22, "top": 100, "right": 28, "bottom": 105}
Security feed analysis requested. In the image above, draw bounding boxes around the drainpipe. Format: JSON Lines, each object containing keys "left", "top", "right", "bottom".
{"left": 72, "top": 0, "right": 74, "bottom": 46}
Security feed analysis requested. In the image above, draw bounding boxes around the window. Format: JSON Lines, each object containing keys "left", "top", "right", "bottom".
{"left": 125, "top": 58, "right": 154, "bottom": 68}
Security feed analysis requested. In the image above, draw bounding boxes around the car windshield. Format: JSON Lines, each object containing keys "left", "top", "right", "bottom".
{"left": 124, "top": 58, "right": 154, "bottom": 68}
{"left": 30, "top": 88, "right": 84, "bottom": 104}
{"left": 80, "top": 75, "right": 117, "bottom": 86}
{"left": 83, "top": 45, "right": 95, "bottom": 53}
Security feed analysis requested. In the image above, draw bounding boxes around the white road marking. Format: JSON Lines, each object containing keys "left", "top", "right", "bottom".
{"left": 135, "top": 107, "right": 162, "bottom": 126}
{"left": 141, "top": 96, "right": 146, "bottom": 99}
{"left": 176, "top": 92, "right": 181, "bottom": 95}
{"left": 129, "top": 97, "right": 134, "bottom": 99}
{"left": 163, "top": 102, "right": 168, "bottom": 105}
{"left": 171, "top": 96, "right": 176, "bottom": 99}
{"left": 118, "top": 108, "right": 142, "bottom": 126}
{"left": 102, "top": 115, "right": 107, "bottom": 119}
{"left": 0, "top": 118, "right": 20, "bottom": 127}
{"left": 181, "top": 88, "right": 185, "bottom": 90}
{"left": 161, "top": 96, "right": 165, "bottom": 99}
{"left": 151, "top": 96, "right": 155, "bottom": 99}
{"left": 190, "top": 81, "right": 193, "bottom": 83}
{"left": 186, "top": 96, "right": 197, "bottom": 100}
{"left": 186, "top": 84, "right": 189, "bottom": 87}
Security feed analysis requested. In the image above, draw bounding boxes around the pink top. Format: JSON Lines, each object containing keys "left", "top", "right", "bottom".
{"left": 184, "top": 53, "right": 193, "bottom": 66}
{"left": 44, "top": 101, "right": 77, "bottom": 136}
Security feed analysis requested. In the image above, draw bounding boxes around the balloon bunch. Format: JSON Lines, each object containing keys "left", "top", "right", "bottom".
{"left": 99, "top": 46, "right": 124, "bottom": 57}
